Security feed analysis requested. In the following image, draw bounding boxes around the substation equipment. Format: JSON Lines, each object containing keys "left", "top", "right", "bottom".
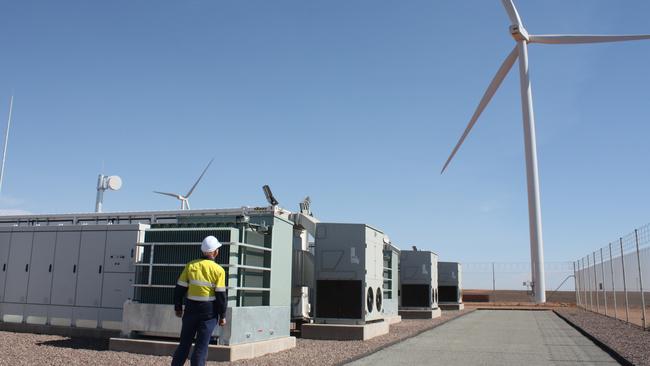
{"left": 0, "top": 223, "right": 141, "bottom": 329}
{"left": 0, "top": 207, "right": 295, "bottom": 348}
{"left": 122, "top": 207, "right": 293, "bottom": 346}
{"left": 289, "top": 199, "right": 318, "bottom": 322}
{"left": 438, "top": 261, "right": 463, "bottom": 310}
{"left": 0, "top": 204, "right": 409, "bottom": 347}
{"left": 382, "top": 242, "right": 400, "bottom": 323}
{"left": 312, "top": 223, "right": 388, "bottom": 325}
{"left": 398, "top": 249, "right": 441, "bottom": 319}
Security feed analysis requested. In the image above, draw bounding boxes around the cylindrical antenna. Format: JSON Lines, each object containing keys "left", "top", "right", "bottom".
{"left": 0, "top": 95, "right": 13, "bottom": 195}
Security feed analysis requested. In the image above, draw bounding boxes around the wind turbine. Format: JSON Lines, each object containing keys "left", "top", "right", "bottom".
{"left": 441, "top": 0, "right": 650, "bottom": 303}
{"left": 154, "top": 158, "right": 214, "bottom": 210}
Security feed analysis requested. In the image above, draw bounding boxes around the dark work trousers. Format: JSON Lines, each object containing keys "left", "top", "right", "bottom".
{"left": 171, "top": 300, "right": 219, "bottom": 366}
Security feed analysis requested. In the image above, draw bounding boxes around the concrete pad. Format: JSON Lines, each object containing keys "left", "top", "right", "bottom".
{"left": 346, "top": 310, "right": 619, "bottom": 366}
{"left": 398, "top": 308, "right": 441, "bottom": 319}
{"left": 109, "top": 336, "right": 296, "bottom": 362}
{"left": 0, "top": 322, "right": 119, "bottom": 339}
{"left": 302, "top": 320, "right": 388, "bottom": 341}
{"left": 439, "top": 303, "right": 464, "bottom": 310}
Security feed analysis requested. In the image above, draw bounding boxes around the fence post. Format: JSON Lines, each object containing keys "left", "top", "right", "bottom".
{"left": 573, "top": 261, "right": 579, "bottom": 306}
{"left": 492, "top": 262, "right": 496, "bottom": 302}
{"left": 593, "top": 252, "right": 600, "bottom": 313}
{"left": 620, "top": 237, "right": 629, "bottom": 323}
{"left": 601, "top": 247, "right": 608, "bottom": 316}
{"left": 609, "top": 242, "right": 617, "bottom": 320}
{"left": 634, "top": 229, "right": 646, "bottom": 329}
{"left": 587, "top": 254, "right": 594, "bottom": 311}
{"left": 582, "top": 257, "right": 588, "bottom": 310}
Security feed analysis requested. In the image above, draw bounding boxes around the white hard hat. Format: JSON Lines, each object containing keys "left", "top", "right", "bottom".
{"left": 201, "top": 236, "right": 222, "bottom": 253}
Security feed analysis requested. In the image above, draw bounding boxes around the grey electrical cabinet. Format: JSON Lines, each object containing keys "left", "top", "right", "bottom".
{"left": 438, "top": 262, "right": 463, "bottom": 304}
{"left": 50, "top": 228, "right": 81, "bottom": 306}
{"left": 0, "top": 223, "right": 145, "bottom": 330}
{"left": 4, "top": 230, "right": 34, "bottom": 304}
{"left": 75, "top": 229, "right": 107, "bottom": 307}
{"left": 399, "top": 250, "right": 439, "bottom": 310}
{"left": 101, "top": 272, "right": 134, "bottom": 309}
{"left": 314, "top": 223, "right": 386, "bottom": 324}
{"left": 26, "top": 229, "right": 57, "bottom": 304}
{"left": 0, "top": 230, "right": 12, "bottom": 302}
{"left": 104, "top": 229, "right": 137, "bottom": 273}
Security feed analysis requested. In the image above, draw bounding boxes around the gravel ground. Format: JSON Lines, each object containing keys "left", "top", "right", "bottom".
{"left": 556, "top": 307, "right": 650, "bottom": 366}
{"left": 0, "top": 310, "right": 470, "bottom": 366}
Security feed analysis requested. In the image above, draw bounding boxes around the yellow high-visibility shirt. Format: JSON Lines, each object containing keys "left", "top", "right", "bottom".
{"left": 176, "top": 258, "right": 226, "bottom": 301}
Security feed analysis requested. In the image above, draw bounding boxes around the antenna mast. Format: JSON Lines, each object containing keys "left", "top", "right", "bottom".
{"left": 0, "top": 95, "right": 13, "bottom": 195}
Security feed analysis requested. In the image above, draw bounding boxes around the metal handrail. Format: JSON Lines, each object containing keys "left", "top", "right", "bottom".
{"left": 547, "top": 274, "right": 574, "bottom": 302}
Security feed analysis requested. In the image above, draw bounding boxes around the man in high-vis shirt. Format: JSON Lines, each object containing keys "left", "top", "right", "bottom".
{"left": 171, "top": 235, "right": 227, "bottom": 366}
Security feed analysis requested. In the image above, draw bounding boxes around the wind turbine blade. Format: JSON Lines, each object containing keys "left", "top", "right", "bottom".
{"left": 441, "top": 46, "right": 519, "bottom": 174}
{"left": 529, "top": 34, "right": 650, "bottom": 45}
{"left": 501, "top": 0, "right": 523, "bottom": 26}
{"left": 153, "top": 191, "right": 180, "bottom": 198}
{"left": 185, "top": 157, "right": 214, "bottom": 198}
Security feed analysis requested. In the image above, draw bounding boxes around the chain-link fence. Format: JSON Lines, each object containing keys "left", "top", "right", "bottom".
{"left": 462, "top": 261, "right": 575, "bottom": 303}
{"left": 574, "top": 223, "right": 650, "bottom": 329}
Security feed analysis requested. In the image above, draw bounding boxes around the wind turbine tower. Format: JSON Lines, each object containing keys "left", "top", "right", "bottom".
{"left": 441, "top": 0, "right": 650, "bottom": 303}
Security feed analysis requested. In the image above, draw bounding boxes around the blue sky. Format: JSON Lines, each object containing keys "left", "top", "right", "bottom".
{"left": 0, "top": 0, "right": 649, "bottom": 266}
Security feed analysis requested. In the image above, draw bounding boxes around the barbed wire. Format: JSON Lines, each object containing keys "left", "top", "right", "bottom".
{"left": 576, "top": 223, "right": 650, "bottom": 265}
{"left": 462, "top": 261, "right": 573, "bottom": 273}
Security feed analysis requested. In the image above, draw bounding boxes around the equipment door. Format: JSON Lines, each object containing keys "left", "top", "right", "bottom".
{"left": 104, "top": 229, "right": 137, "bottom": 273}
{"left": 50, "top": 231, "right": 81, "bottom": 306}
{"left": 26, "top": 231, "right": 57, "bottom": 304}
{"left": 4, "top": 232, "right": 34, "bottom": 303}
{"left": 0, "top": 232, "right": 11, "bottom": 302}
{"left": 75, "top": 230, "right": 107, "bottom": 307}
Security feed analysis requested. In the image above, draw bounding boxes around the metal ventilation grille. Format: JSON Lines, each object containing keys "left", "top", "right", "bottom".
{"left": 383, "top": 251, "right": 393, "bottom": 299}
{"left": 144, "top": 229, "right": 236, "bottom": 243}
{"left": 133, "top": 225, "right": 272, "bottom": 306}
{"left": 439, "top": 286, "right": 460, "bottom": 303}
{"left": 140, "top": 244, "right": 231, "bottom": 265}
{"left": 134, "top": 287, "right": 174, "bottom": 305}
{"left": 401, "top": 284, "right": 430, "bottom": 307}
{"left": 292, "top": 250, "right": 315, "bottom": 288}
{"left": 151, "top": 267, "right": 184, "bottom": 286}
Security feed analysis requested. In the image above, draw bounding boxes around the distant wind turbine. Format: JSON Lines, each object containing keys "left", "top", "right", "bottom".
{"left": 441, "top": 0, "right": 650, "bottom": 303}
{"left": 0, "top": 95, "right": 13, "bottom": 195}
{"left": 154, "top": 158, "right": 214, "bottom": 210}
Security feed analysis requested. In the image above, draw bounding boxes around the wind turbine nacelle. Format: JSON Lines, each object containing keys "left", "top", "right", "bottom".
{"left": 509, "top": 25, "right": 529, "bottom": 42}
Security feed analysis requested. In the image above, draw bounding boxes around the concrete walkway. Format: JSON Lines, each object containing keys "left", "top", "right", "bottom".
{"left": 347, "top": 310, "right": 619, "bottom": 366}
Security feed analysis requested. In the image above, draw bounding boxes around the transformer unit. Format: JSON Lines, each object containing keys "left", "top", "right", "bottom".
{"left": 121, "top": 208, "right": 294, "bottom": 346}
{"left": 438, "top": 261, "right": 463, "bottom": 309}
{"left": 313, "top": 223, "right": 386, "bottom": 324}
{"left": 382, "top": 242, "right": 400, "bottom": 321}
{"left": 399, "top": 250, "right": 439, "bottom": 311}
